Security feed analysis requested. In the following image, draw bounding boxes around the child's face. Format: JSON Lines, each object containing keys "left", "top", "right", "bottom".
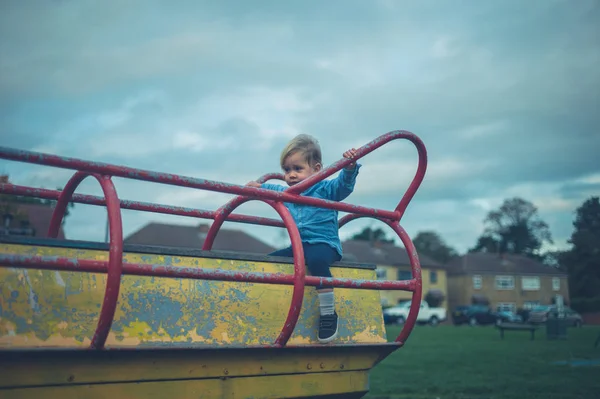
{"left": 282, "top": 151, "right": 321, "bottom": 186}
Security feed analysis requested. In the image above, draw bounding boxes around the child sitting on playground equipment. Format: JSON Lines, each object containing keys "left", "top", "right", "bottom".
{"left": 247, "top": 134, "right": 360, "bottom": 343}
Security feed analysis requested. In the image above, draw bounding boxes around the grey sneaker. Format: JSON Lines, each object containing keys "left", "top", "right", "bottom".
{"left": 318, "top": 311, "right": 339, "bottom": 343}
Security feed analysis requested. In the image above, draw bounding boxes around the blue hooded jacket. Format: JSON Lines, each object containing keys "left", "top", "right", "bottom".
{"left": 260, "top": 164, "right": 361, "bottom": 256}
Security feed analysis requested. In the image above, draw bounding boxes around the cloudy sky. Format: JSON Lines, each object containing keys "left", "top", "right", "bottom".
{"left": 1, "top": 0, "right": 598, "bottom": 254}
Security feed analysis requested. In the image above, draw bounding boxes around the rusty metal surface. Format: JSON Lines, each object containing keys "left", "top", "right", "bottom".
{"left": 0, "top": 183, "right": 286, "bottom": 228}
{"left": 46, "top": 171, "right": 125, "bottom": 350}
{"left": 0, "top": 253, "right": 415, "bottom": 291}
{"left": 0, "top": 145, "right": 400, "bottom": 220}
{"left": 0, "top": 243, "right": 388, "bottom": 349}
{"left": 0, "top": 130, "right": 427, "bottom": 347}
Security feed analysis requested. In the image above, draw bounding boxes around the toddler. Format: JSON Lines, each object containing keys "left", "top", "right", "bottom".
{"left": 247, "top": 134, "right": 360, "bottom": 343}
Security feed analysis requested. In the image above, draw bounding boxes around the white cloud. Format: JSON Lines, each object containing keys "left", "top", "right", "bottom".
{"left": 172, "top": 131, "right": 237, "bottom": 152}
{"left": 431, "top": 36, "right": 461, "bottom": 59}
{"left": 458, "top": 121, "right": 507, "bottom": 140}
{"left": 1, "top": 0, "right": 598, "bottom": 257}
{"left": 576, "top": 173, "right": 600, "bottom": 185}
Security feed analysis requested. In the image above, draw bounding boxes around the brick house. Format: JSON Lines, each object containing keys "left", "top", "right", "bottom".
{"left": 342, "top": 239, "right": 449, "bottom": 309}
{"left": 125, "top": 222, "right": 276, "bottom": 254}
{"left": 1, "top": 175, "right": 66, "bottom": 239}
{"left": 445, "top": 252, "right": 569, "bottom": 313}
{"left": 1, "top": 203, "right": 66, "bottom": 239}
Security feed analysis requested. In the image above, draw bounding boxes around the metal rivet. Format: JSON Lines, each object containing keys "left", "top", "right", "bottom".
{"left": 320, "top": 363, "right": 325, "bottom": 369}
{"left": 67, "top": 375, "right": 75, "bottom": 382}
{"left": 223, "top": 368, "right": 229, "bottom": 375}
{"left": 307, "top": 363, "right": 312, "bottom": 370}
{"left": 340, "top": 364, "right": 345, "bottom": 369}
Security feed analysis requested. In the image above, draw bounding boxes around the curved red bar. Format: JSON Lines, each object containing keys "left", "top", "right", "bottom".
{"left": 383, "top": 220, "right": 422, "bottom": 344}
{"left": 47, "top": 171, "right": 88, "bottom": 237}
{"left": 203, "top": 171, "right": 285, "bottom": 249}
{"left": 337, "top": 214, "right": 422, "bottom": 344}
{"left": 202, "top": 195, "right": 305, "bottom": 347}
{"left": 255, "top": 172, "right": 285, "bottom": 184}
{"left": 393, "top": 134, "right": 427, "bottom": 218}
{"left": 337, "top": 213, "right": 362, "bottom": 229}
{"left": 285, "top": 131, "right": 427, "bottom": 221}
{"left": 47, "top": 171, "right": 124, "bottom": 350}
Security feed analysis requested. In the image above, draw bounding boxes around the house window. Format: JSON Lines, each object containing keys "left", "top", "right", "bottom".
{"left": 523, "top": 301, "right": 540, "bottom": 310}
{"left": 552, "top": 277, "right": 560, "bottom": 291}
{"left": 376, "top": 268, "right": 387, "bottom": 280}
{"left": 521, "top": 277, "right": 540, "bottom": 291}
{"left": 497, "top": 302, "right": 516, "bottom": 312}
{"left": 495, "top": 275, "right": 514, "bottom": 290}
{"left": 398, "top": 270, "right": 412, "bottom": 280}
{"left": 430, "top": 271, "right": 438, "bottom": 284}
{"left": 473, "top": 275, "right": 482, "bottom": 290}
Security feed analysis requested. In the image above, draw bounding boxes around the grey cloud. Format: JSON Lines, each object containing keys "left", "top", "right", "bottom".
{"left": 559, "top": 182, "right": 600, "bottom": 200}
{"left": 1, "top": 0, "right": 598, "bottom": 252}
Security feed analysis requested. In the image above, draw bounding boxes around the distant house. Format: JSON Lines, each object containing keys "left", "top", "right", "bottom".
{"left": 1, "top": 174, "right": 66, "bottom": 239}
{"left": 342, "top": 239, "right": 449, "bottom": 309}
{"left": 0, "top": 203, "right": 66, "bottom": 239}
{"left": 445, "top": 252, "right": 570, "bottom": 313}
{"left": 124, "top": 222, "right": 276, "bottom": 254}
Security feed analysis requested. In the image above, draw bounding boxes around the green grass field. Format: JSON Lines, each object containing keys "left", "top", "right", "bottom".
{"left": 365, "top": 324, "right": 600, "bottom": 399}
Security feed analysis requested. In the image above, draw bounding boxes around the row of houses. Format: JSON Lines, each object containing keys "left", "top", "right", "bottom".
{"left": 340, "top": 239, "right": 568, "bottom": 313}
{"left": 2, "top": 201, "right": 569, "bottom": 314}
{"left": 130, "top": 223, "right": 570, "bottom": 313}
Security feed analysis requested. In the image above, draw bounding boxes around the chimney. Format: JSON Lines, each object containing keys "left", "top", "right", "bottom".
{"left": 198, "top": 223, "right": 209, "bottom": 240}
{"left": 3, "top": 213, "right": 13, "bottom": 228}
{"left": 198, "top": 224, "right": 210, "bottom": 233}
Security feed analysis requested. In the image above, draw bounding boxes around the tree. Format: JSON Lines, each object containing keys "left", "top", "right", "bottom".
{"left": 412, "top": 231, "right": 458, "bottom": 264}
{"left": 351, "top": 226, "right": 394, "bottom": 243}
{"left": 424, "top": 290, "right": 446, "bottom": 307}
{"left": 540, "top": 249, "right": 567, "bottom": 270}
{"left": 470, "top": 197, "right": 552, "bottom": 259}
{"left": 469, "top": 235, "right": 500, "bottom": 254}
{"left": 562, "top": 196, "right": 600, "bottom": 299}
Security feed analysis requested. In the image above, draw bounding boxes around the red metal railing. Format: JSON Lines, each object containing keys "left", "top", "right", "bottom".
{"left": 0, "top": 130, "right": 427, "bottom": 349}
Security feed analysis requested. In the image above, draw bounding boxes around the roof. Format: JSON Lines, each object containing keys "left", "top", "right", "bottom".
{"left": 341, "top": 239, "right": 443, "bottom": 268}
{"left": 124, "top": 222, "right": 276, "bottom": 254}
{"left": 0, "top": 203, "right": 66, "bottom": 239}
{"left": 445, "top": 252, "right": 566, "bottom": 276}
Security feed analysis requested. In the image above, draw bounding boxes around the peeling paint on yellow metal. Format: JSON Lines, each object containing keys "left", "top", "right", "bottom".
{"left": 0, "top": 242, "right": 387, "bottom": 349}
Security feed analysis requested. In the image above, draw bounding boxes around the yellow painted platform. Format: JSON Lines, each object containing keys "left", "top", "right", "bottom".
{"left": 0, "top": 238, "right": 387, "bottom": 349}
{"left": 0, "top": 343, "right": 398, "bottom": 398}
{"left": 0, "top": 237, "right": 398, "bottom": 398}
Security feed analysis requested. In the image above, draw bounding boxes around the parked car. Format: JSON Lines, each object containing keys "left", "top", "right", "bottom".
{"left": 496, "top": 311, "right": 523, "bottom": 324}
{"left": 451, "top": 305, "right": 507, "bottom": 326}
{"left": 383, "top": 301, "right": 447, "bottom": 326}
{"left": 527, "top": 305, "right": 583, "bottom": 327}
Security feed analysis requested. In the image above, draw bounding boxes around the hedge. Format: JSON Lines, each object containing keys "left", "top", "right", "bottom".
{"left": 570, "top": 296, "right": 600, "bottom": 313}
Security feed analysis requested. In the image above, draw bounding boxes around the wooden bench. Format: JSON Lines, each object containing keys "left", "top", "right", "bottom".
{"left": 496, "top": 323, "right": 538, "bottom": 340}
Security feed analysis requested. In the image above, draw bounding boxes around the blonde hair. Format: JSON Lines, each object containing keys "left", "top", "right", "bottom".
{"left": 280, "top": 134, "right": 322, "bottom": 168}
